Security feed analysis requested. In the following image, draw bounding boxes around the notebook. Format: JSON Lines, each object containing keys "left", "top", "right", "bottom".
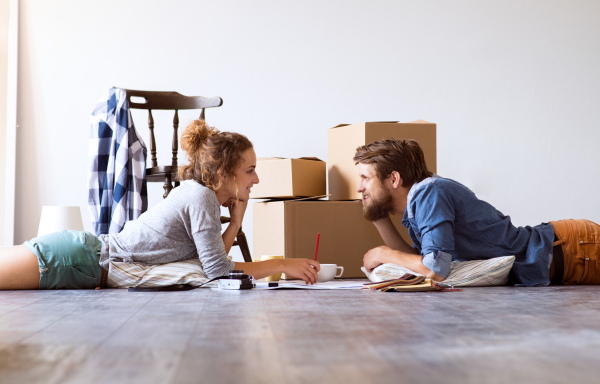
{"left": 362, "top": 273, "right": 443, "bottom": 292}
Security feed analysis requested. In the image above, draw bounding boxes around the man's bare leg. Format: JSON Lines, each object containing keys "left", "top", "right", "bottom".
{"left": 0, "top": 245, "right": 41, "bottom": 289}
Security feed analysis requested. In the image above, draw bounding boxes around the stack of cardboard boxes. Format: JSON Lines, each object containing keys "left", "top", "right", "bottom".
{"left": 251, "top": 120, "right": 436, "bottom": 278}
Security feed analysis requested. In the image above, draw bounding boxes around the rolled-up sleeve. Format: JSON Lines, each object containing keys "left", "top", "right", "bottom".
{"left": 413, "top": 184, "right": 456, "bottom": 278}
{"left": 422, "top": 251, "right": 453, "bottom": 278}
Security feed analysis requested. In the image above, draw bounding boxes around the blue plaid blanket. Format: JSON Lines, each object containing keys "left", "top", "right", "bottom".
{"left": 88, "top": 88, "right": 148, "bottom": 236}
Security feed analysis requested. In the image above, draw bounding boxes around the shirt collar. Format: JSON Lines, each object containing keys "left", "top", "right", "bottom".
{"left": 404, "top": 174, "right": 441, "bottom": 219}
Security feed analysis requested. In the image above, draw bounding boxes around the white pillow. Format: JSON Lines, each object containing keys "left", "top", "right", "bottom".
{"left": 361, "top": 255, "right": 516, "bottom": 287}
{"left": 107, "top": 258, "right": 213, "bottom": 288}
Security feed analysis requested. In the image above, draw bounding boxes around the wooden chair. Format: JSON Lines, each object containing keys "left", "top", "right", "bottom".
{"left": 122, "top": 88, "right": 252, "bottom": 262}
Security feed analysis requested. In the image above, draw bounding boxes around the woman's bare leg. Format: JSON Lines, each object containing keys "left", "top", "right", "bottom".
{"left": 0, "top": 245, "right": 41, "bottom": 289}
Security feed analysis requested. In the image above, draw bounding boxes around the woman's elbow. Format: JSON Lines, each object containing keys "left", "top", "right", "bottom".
{"left": 203, "top": 264, "right": 230, "bottom": 280}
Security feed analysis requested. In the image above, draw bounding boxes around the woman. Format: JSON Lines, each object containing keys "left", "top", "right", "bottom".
{"left": 0, "top": 120, "right": 320, "bottom": 289}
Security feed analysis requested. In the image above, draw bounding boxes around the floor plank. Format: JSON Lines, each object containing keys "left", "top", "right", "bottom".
{"left": 1, "top": 285, "right": 600, "bottom": 383}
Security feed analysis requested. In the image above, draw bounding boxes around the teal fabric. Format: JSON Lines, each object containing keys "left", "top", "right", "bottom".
{"left": 24, "top": 230, "right": 103, "bottom": 289}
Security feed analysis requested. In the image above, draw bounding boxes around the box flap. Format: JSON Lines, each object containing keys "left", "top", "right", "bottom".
{"left": 331, "top": 122, "right": 400, "bottom": 130}
{"left": 258, "top": 156, "right": 323, "bottom": 162}
{"left": 263, "top": 194, "right": 329, "bottom": 202}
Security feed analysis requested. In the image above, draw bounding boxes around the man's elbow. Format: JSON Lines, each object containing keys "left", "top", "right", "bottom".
{"left": 421, "top": 250, "right": 452, "bottom": 282}
{"left": 425, "top": 269, "right": 445, "bottom": 282}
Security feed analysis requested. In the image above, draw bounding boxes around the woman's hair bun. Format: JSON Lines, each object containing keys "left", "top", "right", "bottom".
{"left": 178, "top": 121, "right": 254, "bottom": 190}
{"left": 180, "top": 119, "right": 219, "bottom": 155}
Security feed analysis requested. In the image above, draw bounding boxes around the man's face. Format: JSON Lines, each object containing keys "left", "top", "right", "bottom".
{"left": 356, "top": 163, "right": 394, "bottom": 222}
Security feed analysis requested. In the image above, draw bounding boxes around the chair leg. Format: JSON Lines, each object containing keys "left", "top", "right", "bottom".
{"left": 235, "top": 229, "right": 252, "bottom": 263}
{"left": 226, "top": 204, "right": 252, "bottom": 262}
{"left": 163, "top": 174, "right": 173, "bottom": 199}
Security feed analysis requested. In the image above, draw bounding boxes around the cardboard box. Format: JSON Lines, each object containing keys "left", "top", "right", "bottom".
{"left": 328, "top": 120, "right": 436, "bottom": 200}
{"left": 253, "top": 200, "right": 411, "bottom": 279}
{"left": 249, "top": 157, "right": 326, "bottom": 199}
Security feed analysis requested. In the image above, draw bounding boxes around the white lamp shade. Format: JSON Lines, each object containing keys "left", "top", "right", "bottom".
{"left": 37, "top": 206, "right": 84, "bottom": 237}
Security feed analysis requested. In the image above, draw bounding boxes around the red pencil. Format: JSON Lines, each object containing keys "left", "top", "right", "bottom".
{"left": 314, "top": 233, "right": 320, "bottom": 261}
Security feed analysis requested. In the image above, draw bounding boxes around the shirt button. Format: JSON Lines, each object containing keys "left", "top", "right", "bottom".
{"left": 417, "top": 232, "right": 421, "bottom": 237}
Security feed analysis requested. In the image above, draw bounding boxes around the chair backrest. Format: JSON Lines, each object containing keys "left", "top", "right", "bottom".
{"left": 118, "top": 89, "right": 251, "bottom": 261}
{"left": 120, "top": 88, "right": 223, "bottom": 170}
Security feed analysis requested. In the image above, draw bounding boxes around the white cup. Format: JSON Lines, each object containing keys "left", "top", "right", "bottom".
{"left": 317, "top": 264, "right": 344, "bottom": 282}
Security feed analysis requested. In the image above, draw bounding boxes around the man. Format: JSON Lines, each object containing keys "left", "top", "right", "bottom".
{"left": 354, "top": 139, "right": 600, "bottom": 286}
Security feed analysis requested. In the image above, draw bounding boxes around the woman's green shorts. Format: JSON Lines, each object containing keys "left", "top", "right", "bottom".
{"left": 24, "top": 230, "right": 103, "bottom": 289}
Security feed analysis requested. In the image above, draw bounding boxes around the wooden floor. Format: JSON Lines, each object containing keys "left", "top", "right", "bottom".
{"left": 1, "top": 284, "right": 600, "bottom": 383}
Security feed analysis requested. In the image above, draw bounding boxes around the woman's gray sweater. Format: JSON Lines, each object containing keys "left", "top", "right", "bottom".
{"left": 98, "top": 180, "right": 235, "bottom": 279}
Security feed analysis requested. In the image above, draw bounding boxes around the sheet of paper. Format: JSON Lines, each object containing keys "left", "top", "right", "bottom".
{"left": 210, "top": 280, "right": 368, "bottom": 291}
{"left": 210, "top": 280, "right": 366, "bottom": 291}
{"left": 271, "top": 280, "right": 365, "bottom": 290}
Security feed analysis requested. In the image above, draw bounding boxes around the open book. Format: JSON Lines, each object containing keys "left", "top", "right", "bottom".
{"left": 362, "top": 273, "right": 442, "bottom": 292}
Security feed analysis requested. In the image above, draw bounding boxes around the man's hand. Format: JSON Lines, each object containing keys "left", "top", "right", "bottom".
{"left": 363, "top": 246, "right": 445, "bottom": 282}
{"left": 371, "top": 217, "right": 419, "bottom": 255}
{"left": 363, "top": 245, "right": 395, "bottom": 272}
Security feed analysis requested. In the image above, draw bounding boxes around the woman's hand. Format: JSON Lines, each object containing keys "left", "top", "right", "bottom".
{"left": 221, "top": 198, "right": 248, "bottom": 255}
{"left": 234, "top": 259, "right": 320, "bottom": 284}
{"left": 281, "top": 259, "right": 320, "bottom": 284}
{"left": 227, "top": 198, "right": 248, "bottom": 226}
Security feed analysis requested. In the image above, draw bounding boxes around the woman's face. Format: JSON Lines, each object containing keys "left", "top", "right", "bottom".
{"left": 222, "top": 148, "right": 259, "bottom": 203}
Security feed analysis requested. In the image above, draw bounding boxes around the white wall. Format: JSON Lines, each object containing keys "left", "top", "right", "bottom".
{"left": 0, "top": 0, "right": 9, "bottom": 245}
{"left": 15, "top": 0, "right": 600, "bottom": 260}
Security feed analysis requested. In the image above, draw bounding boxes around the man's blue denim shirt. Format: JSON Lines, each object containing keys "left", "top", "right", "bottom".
{"left": 401, "top": 175, "right": 555, "bottom": 286}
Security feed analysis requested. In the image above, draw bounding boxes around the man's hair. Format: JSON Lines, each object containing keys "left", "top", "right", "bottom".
{"left": 353, "top": 139, "right": 432, "bottom": 187}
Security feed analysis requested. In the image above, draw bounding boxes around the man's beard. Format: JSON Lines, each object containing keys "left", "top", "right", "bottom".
{"left": 363, "top": 191, "right": 394, "bottom": 222}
